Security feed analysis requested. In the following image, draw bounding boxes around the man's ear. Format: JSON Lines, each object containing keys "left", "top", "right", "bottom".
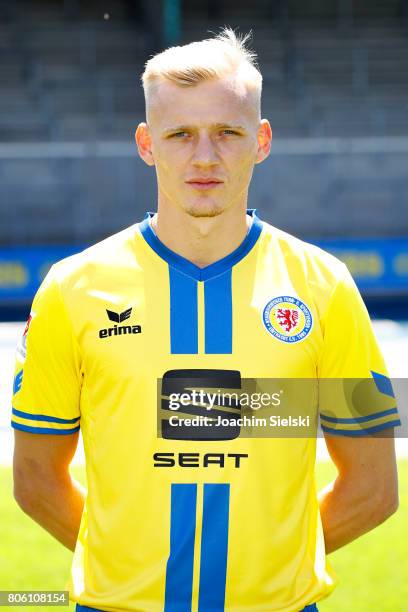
{"left": 255, "top": 119, "right": 272, "bottom": 164}
{"left": 135, "top": 122, "right": 155, "bottom": 166}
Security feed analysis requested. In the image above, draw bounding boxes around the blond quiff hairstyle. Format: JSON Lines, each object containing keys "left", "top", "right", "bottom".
{"left": 142, "top": 28, "right": 262, "bottom": 114}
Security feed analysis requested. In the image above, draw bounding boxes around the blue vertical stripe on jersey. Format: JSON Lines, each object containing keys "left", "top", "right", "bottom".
{"left": 371, "top": 370, "right": 395, "bottom": 398}
{"left": 165, "top": 484, "right": 197, "bottom": 612}
{"left": 169, "top": 267, "right": 198, "bottom": 354}
{"left": 198, "top": 483, "right": 230, "bottom": 612}
{"left": 204, "top": 271, "right": 232, "bottom": 354}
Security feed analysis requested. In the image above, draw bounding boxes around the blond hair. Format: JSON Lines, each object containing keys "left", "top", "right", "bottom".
{"left": 142, "top": 28, "right": 262, "bottom": 113}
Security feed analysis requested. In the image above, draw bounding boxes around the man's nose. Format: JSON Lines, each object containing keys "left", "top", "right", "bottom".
{"left": 192, "top": 133, "right": 219, "bottom": 167}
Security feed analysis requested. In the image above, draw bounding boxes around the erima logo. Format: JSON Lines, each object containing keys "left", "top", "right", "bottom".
{"left": 99, "top": 307, "right": 142, "bottom": 339}
{"left": 106, "top": 308, "right": 132, "bottom": 323}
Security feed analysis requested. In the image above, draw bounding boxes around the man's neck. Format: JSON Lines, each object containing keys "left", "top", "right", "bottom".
{"left": 150, "top": 205, "right": 253, "bottom": 269}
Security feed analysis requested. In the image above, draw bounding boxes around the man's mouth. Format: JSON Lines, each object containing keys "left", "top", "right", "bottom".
{"left": 185, "top": 179, "right": 224, "bottom": 190}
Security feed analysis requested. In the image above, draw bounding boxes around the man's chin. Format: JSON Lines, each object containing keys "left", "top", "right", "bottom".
{"left": 182, "top": 201, "right": 225, "bottom": 218}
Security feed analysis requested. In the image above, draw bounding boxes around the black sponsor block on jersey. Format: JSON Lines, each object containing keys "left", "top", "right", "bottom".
{"left": 158, "top": 369, "right": 242, "bottom": 441}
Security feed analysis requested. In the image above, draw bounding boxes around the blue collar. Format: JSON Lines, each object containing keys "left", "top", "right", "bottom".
{"left": 139, "top": 209, "right": 263, "bottom": 281}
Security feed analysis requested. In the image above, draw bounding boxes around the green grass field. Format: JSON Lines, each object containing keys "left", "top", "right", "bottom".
{"left": 0, "top": 461, "right": 407, "bottom": 612}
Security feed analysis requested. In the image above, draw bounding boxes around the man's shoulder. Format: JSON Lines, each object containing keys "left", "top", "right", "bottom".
{"left": 260, "top": 220, "right": 347, "bottom": 285}
{"left": 48, "top": 223, "right": 142, "bottom": 291}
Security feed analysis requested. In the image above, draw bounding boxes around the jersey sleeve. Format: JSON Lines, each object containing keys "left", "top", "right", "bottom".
{"left": 317, "top": 264, "right": 401, "bottom": 436}
{"left": 11, "top": 266, "right": 82, "bottom": 434}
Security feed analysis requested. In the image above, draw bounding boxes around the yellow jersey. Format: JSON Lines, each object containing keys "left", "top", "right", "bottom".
{"left": 12, "top": 211, "right": 400, "bottom": 612}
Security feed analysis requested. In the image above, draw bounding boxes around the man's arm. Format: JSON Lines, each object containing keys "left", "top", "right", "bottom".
{"left": 13, "top": 430, "right": 86, "bottom": 551}
{"left": 318, "top": 429, "right": 399, "bottom": 554}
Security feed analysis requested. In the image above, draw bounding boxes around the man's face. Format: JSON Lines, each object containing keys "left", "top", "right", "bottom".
{"left": 136, "top": 77, "right": 271, "bottom": 218}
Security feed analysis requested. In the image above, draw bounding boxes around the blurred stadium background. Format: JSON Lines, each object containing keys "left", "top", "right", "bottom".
{"left": 0, "top": 0, "right": 407, "bottom": 610}
{"left": 0, "top": 0, "right": 407, "bottom": 319}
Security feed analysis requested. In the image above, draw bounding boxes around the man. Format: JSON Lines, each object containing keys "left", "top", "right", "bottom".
{"left": 12, "top": 29, "right": 400, "bottom": 612}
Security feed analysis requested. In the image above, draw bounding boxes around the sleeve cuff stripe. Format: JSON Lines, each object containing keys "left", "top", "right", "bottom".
{"left": 12, "top": 408, "right": 80, "bottom": 424}
{"left": 320, "top": 407, "right": 399, "bottom": 424}
{"left": 321, "top": 419, "right": 401, "bottom": 436}
{"left": 11, "top": 422, "right": 80, "bottom": 435}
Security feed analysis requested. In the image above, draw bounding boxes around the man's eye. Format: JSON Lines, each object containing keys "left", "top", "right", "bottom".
{"left": 221, "top": 130, "right": 239, "bottom": 136}
{"left": 170, "top": 131, "right": 189, "bottom": 138}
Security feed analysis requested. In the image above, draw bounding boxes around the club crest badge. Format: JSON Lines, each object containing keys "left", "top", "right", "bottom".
{"left": 262, "top": 296, "right": 313, "bottom": 343}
